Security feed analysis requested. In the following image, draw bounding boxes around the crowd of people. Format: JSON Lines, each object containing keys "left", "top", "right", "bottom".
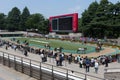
{"left": 69, "top": 55, "right": 110, "bottom": 73}
{"left": 0, "top": 38, "right": 119, "bottom": 74}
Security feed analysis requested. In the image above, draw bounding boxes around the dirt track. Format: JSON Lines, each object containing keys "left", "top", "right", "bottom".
{"left": 64, "top": 47, "right": 115, "bottom": 58}
{"left": 79, "top": 47, "right": 115, "bottom": 57}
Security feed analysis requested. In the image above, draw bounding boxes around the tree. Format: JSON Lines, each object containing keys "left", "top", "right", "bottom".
{"left": 20, "top": 7, "right": 30, "bottom": 30}
{"left": 6, "top": 7, "right": 21, "bottom": 31}
{"left": 0, "top": 13, "right": 6, "bottom": 30}
{"left": 26, "top": 13, "right": 47, "bottom": 33}
{"left": 92, "top": 0, "right": 111, "bottom": 38}
{"left": 42, "top": 19, "right": 49, "bottom": 34}
{"left": 78, "top": 18, "right": 82, "bottom": 32}
{"left": 114, "top": 2, "right": 120, "bottom": 25}
{"left": 111, "top": 2, "right": 120, "bottom": 38}
{"left": 81, "top": 1, "right": 99, "bottom": 37}
{"left": 81, "top": 0, "right": 119, "bottom": 38}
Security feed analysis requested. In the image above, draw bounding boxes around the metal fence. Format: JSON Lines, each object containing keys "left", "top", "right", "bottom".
{"left": 0, "top": 51, "right": 106, "bottom": 80}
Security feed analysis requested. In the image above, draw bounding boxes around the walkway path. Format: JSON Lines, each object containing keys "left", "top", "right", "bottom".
{"left": 0, "top": 64, "right": 36, "bottom": 80}
{"left": 0, "top": 46, "right": 120, "bottom": 80}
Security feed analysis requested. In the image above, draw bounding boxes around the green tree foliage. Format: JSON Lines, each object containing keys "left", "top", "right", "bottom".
{"left": 112, "top": 2, "right": 120, "bottom": 37}
{"left": 26, "top": 13, "right": 47, "bottom": 33}
{"left": 6, "top": 7, "right": 21, "bottom": 31}
{"left": 0, "top": 13, "right": 6, "bottom": 30}
{"left": 1, "top": 6, "right": 49, "bottom": 34}
{"left": 81, "top": 0, "right": 120, "bottom": 38}
{"left": 78, "top": 18, "right": 82, "bottom": 32}
{"left": 20, "top": 7, "right": 30, "bottom": 31}
{"left": 81, "top": 1, "right": 99, "bottom": 37}
{"left": 42, "top": 19, "right": 49, "bottom": 34}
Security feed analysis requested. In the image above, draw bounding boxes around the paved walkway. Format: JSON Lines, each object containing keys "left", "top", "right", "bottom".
{"left": 0, "top": 46, "right": 120, "bottom": 80}
{"left": 0, "top": 64, "right": 36, "bottom": 80}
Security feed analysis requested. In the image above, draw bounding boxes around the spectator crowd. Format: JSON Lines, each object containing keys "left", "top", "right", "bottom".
{"left": 0, "top": 38, "right": 119, "bottom": 74}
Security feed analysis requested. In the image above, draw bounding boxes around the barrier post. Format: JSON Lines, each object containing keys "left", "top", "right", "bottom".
{"left": 21, "top": 57, "right": 23, "bottom": 73}
{"left": 3, "top": 53, "right": 5, "bottom": 65}
{"left": 30, "top": 60, "right": 32, "bottom": 77}
{"left": 14, "top": 55, "right": 16, "bottom": 70}
{"left": 52, "top": 65, "right": 54, "bottom": 80}
{"left": 66, "top": 69, "right": 68, "bottom": 80}
{"left": 65, "top": 57, "right": 67, "bottom": 67}
{"left": 0, "top": 53, "right": 1, "bottom": 63}
{"left": 40, "top": 62, "right": 42, "bottom": 80}
{"left": 8, "top": 54, "right": 10, "bottom": 67}
{"left": 84, "top": 74, "right": 87, "bottom": 80}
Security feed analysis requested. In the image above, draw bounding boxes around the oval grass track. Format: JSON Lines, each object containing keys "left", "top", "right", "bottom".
{"left": 16, "top": 37, "right": 96, "bottom": 54}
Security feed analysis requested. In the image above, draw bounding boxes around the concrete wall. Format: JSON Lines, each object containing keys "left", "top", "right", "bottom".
{"left": 104, "top": 72, "right": 120, "bottom": 80}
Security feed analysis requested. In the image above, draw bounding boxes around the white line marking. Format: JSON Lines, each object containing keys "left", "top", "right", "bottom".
{"left": 30, "top": 40, "right": 49, "bottom": 44}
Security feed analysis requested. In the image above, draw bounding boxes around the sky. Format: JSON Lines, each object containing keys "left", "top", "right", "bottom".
{"left": 0, "top": 0, "right": 118, "bottom": 18}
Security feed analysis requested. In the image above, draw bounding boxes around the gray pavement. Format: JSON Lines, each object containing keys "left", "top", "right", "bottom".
{"left": 0, "top": 46, "right": 120, "bottom": 80}
{"left": 0, "top": 64, "right": 36, "bottom": 80}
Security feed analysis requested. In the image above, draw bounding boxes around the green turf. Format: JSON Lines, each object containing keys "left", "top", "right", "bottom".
{"left": 14, "top": 37, "right": 96, "bottom": 54}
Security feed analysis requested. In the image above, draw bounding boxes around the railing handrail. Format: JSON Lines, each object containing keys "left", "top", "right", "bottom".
{"left": 0, "top": 51, "right": 106, "bottom": 80}
{"left": 105, "top": 68, "right": 120, "bottom": 72}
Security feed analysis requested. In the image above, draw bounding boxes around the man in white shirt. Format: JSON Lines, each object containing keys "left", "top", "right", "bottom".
{"left": 94, "top": 60, "right": 99, "bottom": 74}
{"left": 40, "top": 53, "right": 44, "bottom": 62}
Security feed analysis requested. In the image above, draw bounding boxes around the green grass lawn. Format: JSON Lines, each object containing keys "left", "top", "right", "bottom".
{"left": 14, "top": 37, "right": 96, "bottom": 54}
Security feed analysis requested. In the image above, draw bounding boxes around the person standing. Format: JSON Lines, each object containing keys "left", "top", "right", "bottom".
{"left": 105, "top": 56, "right": 109, "bottom": 67}
{"left": 74, "top": 55, "right": 78, "bottom": 63}
{"left": 24, "top": 50, "right": 28, "bottom": 56}
{"left": 79, "top": 58, "right": 83, "bottom": 68}
{"left": 40, "top": 53, "right": 44, "bottom": 62}
{"left": 85, "top": 57, "right": 90, "bottom": 72}
{"left": 68, "top": 53, "right": 72, "bottom": 64}
{"left": 91, "top": 57, "right": 95, "bottom": 67}
{"left": 94, "top": 60, "right": 99, "bottom": 74}
{"left": 56, "top": 55, "right": 60, "bottom": 66}
{"left": 59, "top": 54, "right": 63, "bottom": 66}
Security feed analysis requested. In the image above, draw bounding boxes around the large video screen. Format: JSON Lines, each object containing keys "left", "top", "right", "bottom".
{"left": 59, "top": 17, "right": 72, "bottom": 30}
{"left": 49, "top": 13, "right": 78, "bottom": 32}
{"left": 52, "top": 19, "right": 58, "bottom": 30}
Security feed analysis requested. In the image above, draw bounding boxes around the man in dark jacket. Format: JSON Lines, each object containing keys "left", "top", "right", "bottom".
{"left": 85, "top": 58, "right": 90, "bottom": 72}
